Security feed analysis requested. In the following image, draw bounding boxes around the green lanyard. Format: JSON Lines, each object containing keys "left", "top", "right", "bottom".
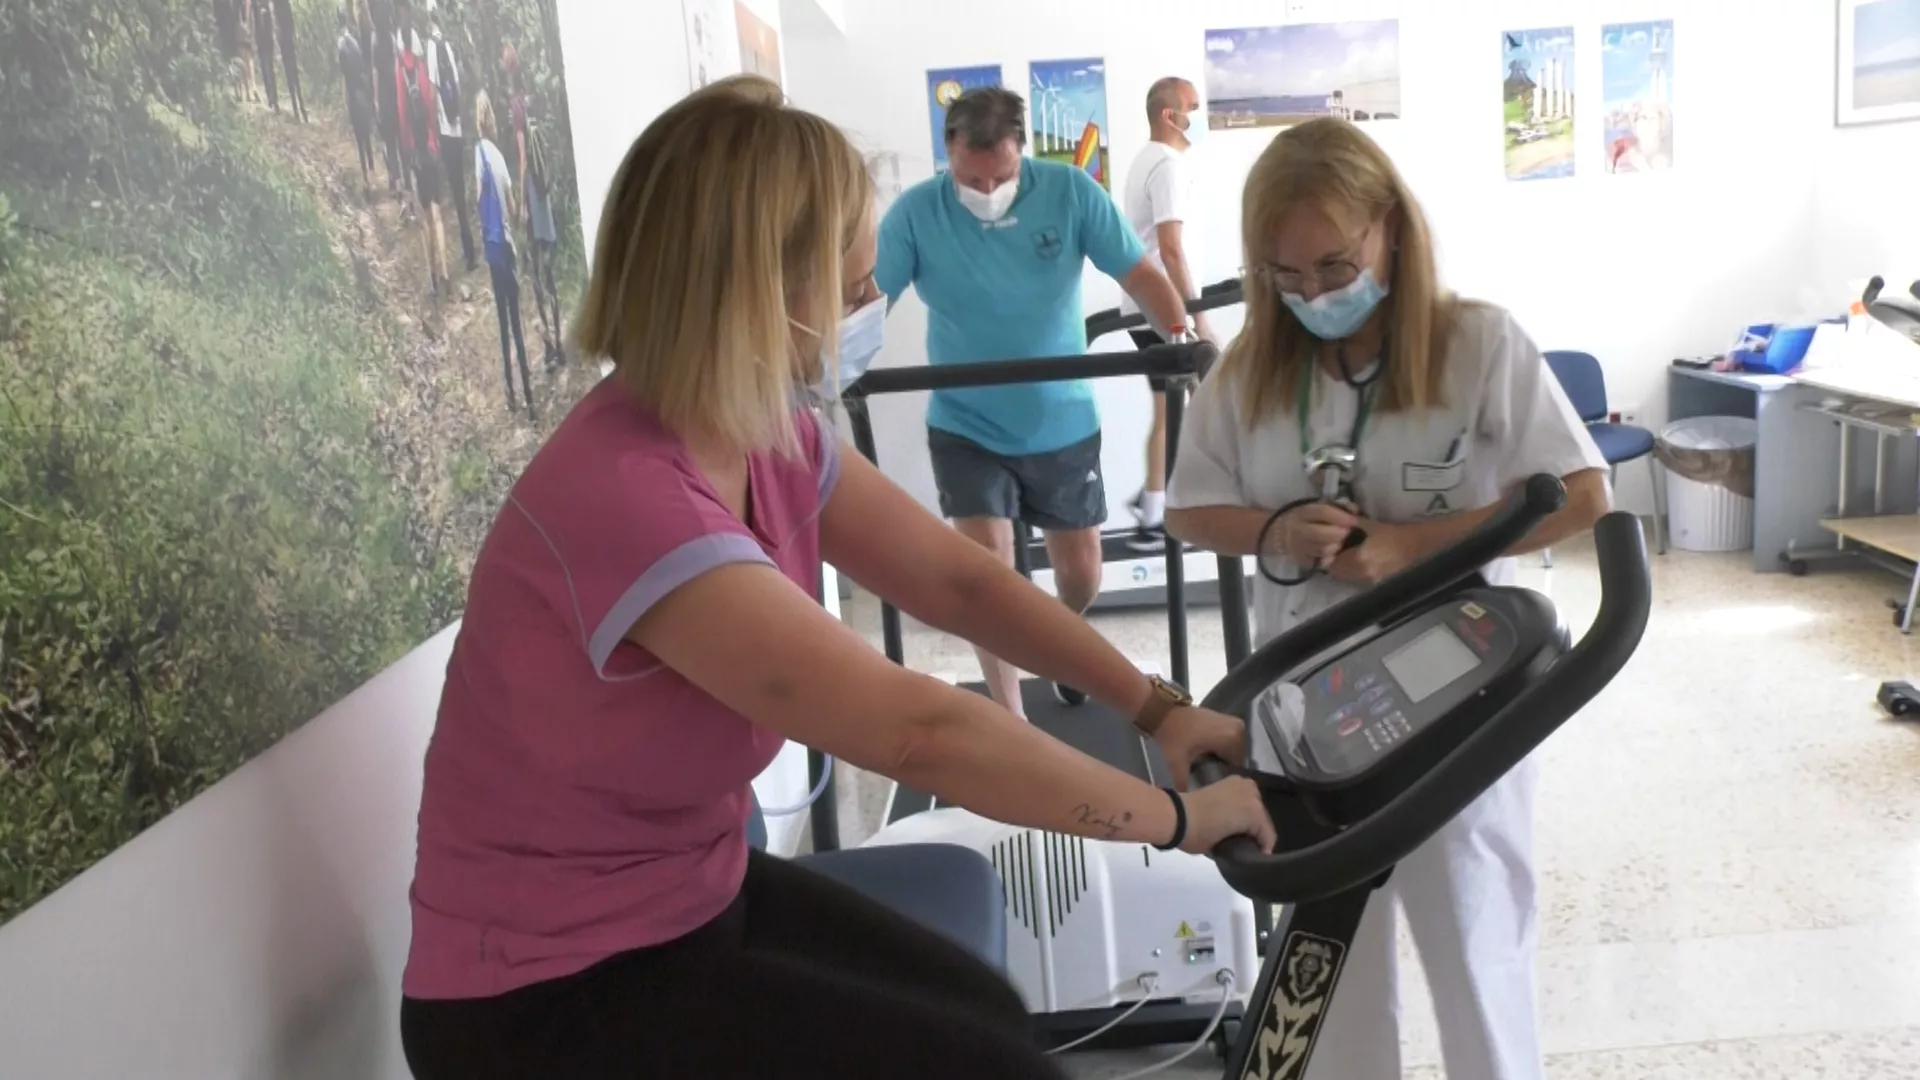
{"left": 1297, "top": 359, "right": 1377, "bottom": 458}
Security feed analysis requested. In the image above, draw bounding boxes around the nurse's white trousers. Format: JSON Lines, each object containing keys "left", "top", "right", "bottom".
{"left": 1301, "top": 759, "right": 1542, "bottom": 1080}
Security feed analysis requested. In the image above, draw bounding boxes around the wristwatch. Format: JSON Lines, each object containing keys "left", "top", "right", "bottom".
{"left": 1132, "top": 674, "right": 1193, "bottom": 737}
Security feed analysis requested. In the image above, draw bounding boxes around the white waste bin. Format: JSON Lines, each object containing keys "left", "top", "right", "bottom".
{"left": 1657, "top": 416, "right": 1757, "bottom": 552}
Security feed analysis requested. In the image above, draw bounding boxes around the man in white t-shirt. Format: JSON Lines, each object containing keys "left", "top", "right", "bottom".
{"left": 1119, "top": 76, "right": 1211, "bottom": 552}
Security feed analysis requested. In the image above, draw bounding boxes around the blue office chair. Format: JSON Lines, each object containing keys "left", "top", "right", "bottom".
{"left": 1543, "top": 350, "right": 1667, "bottom": 565}
{"left": 747, "top": 793, "right": 1008, "bottom": 970}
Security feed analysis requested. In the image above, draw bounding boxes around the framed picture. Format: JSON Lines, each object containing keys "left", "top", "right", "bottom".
{"left": 1837, "top": 0, "right": 1920, "bottom": 126}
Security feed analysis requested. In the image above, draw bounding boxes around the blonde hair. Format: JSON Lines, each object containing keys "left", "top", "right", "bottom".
{"left": 1220, "top": 118, "right": 1460, "bottom": 423}
{"left": 474, "top": 88, "right": 496, "bottom": 141}
{"left": 574, "top": 74, "right": 873, "bottom": 453}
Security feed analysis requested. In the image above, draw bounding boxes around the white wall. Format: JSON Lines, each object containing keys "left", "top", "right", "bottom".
{"left": 1811, "top": 1, "right": 1920, "bottom": 296}
{"left": 788, "top": 0, "right": 1842, "bottom": 517}
{"left": 0, "top": 3, "right": 823, "bottom": 1079}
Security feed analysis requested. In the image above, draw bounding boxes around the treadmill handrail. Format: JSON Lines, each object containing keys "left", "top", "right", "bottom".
{"left": 1192, "top": 497, "right": 1652, "bottom": 904}
{"left": 845, "top": 341, "right": 1218, "bottom": 398}
{"left": 1085, "top": 277, "right": 1246, "bottom": 341}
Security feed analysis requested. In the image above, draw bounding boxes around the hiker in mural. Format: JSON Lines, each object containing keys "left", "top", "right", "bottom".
{"left": 474, "top": 89, "right": 535, "bottom": 416}
{"left": 501, "top": 41, "right": 564, "bottom": 366}
{"left": 372, "top": 0, "right": 407, "bottom": 195}
{"left": 428, "top": 3, "right": 478, "bottom": 273}
{"left": 270, "top": 0, "right": 310, "bottom": 122}
{"left": 338, "top": 9, "right": 378, "bottom": 190}
{"left": 397, "top": 4, "right": 452, "bottom": 298}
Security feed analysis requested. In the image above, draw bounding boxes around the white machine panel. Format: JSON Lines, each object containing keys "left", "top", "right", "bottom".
{"left": 865, "top": 808, "right": 1257, "bottom": 1015}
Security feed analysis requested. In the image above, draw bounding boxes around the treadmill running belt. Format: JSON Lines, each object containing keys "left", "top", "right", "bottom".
{"left": 886, "top": 678, "right": 1174, "bottom": 824}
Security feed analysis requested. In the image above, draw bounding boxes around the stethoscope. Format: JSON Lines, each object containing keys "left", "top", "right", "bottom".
{"left": 1256, "top": 340, "right": 1387, "bottom": 587}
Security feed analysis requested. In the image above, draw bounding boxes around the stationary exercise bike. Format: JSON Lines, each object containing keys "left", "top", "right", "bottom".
{"left": 1186, "top": 474, "right": 1651, "bottom": 1076}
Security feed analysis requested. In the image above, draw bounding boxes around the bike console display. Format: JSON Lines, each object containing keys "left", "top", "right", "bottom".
{"left": 1255, "top": 584, "right": 1565, "bottom": 825}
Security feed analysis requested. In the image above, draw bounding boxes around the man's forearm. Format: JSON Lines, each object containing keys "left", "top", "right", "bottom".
{"left": 1123, "top": 263, "right": 1192, "bottom": 337}
{"left": 1161, "top": 247, "right": 1200, "bottom": 305}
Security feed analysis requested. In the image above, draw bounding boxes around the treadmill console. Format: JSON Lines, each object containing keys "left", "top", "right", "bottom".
{"left": 1256, "top": 586, "right": 1565, "bottom": 824}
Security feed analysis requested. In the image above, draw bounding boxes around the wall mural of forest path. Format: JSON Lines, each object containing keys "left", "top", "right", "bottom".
{"left": 0, "top": 0, "right": 591, "bottom": 923}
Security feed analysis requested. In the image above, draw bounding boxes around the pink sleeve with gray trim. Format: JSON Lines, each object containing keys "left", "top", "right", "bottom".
{"left": 515, "top": 410, "right": 841, "bottom": 679}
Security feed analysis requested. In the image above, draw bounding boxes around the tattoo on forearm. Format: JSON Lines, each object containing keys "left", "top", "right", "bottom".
{"left": 1072, "top": 803, "right": 1133, "bottom": 839}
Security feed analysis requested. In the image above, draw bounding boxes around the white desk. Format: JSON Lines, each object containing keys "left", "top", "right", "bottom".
{"left": 1789, "top": 366, "right": 1920, "bottom": 629}
{"left": 1796, "top": 366, "right": 1920, "bottom": 411}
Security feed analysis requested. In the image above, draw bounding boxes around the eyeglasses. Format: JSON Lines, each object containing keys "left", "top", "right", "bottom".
{"left": 1245, "top": 259, "right": 1362, "bottom": 294}
{"left": 1245, "top": 224, "right": 1378, "bottom": 294}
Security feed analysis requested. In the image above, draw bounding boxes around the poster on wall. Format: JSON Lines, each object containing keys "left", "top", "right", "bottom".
{"left": 0, "top": 0, "right": 589, "bottom": 924}
{"left": 1838, "top": 0, "right": 1920, "bottom": 126}
{"left": 735, "top": 1, "right": 783, "bottom": 88}
{"left": 1601, "top": 19, "right": 1675, "bottom": 173}
{"left": 1502, "top": 27, "right": 1577, "bottom": 181}
{"left": 683, "top": 0, "right": 742, "bottom": 90}
{"left": 926, "top": 65, "right": 1004, "bottom": 170}
{"left": 1029, "top": 58, "right": 1112, "bottom": 190}
{"left": 1203, "top": 20, "right": 1401, "bottom": 130}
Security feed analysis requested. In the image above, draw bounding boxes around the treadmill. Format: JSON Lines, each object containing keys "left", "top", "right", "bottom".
{"left": 838, "top": 339, "right": 1242, "bottom": 830}
{"left": 1022, "top": 277, "right": 1250, "bottom": 613}
{"left": 831, "top": 337, "right": 1265, "bottom": 1048}
{"left": 1188, "top": 476, "right": 1652, "bottom": 1073}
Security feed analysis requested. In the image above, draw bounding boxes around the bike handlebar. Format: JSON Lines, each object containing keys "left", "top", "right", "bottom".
{"left": 1192, "top": 479, "right": 1652, "bottom": 904}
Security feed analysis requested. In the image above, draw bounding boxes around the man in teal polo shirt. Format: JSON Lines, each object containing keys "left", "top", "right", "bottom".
{"left": 876, "top": 87, "right": 1193, "bottom": 717}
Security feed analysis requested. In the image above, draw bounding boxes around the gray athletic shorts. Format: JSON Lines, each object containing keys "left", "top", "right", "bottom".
{"left": 927, "top": 427, "right": 1107, "bottom": 531}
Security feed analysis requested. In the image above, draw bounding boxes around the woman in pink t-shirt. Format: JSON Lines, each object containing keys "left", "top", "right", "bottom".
{"left": 398, "top": 76, "right": 1276, "bottom": 1080}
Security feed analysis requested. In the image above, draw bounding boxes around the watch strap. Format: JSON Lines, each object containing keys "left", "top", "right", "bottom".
{"left": 1132, "top": 675, "right": 1191, "bottom": 737}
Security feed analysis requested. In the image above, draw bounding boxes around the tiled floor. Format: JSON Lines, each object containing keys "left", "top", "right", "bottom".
{"left": 831, "top": 537, "right": 1920, "bottom": 1078}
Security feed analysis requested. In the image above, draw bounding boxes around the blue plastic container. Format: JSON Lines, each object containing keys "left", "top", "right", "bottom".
{"left": 1733, "top": 322, "right": 1819, "bottom": 375}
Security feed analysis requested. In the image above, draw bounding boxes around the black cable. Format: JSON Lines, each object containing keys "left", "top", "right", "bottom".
{"left": 1256, "top": 497, "right": 1324, "bottom": 586}
{"left": 1256, "top": 498, "right": 1370, "bottom": 587}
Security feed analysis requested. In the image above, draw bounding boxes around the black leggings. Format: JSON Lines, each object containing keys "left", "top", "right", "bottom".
{"left": 400, "top": 851, "right": 1067, "bottom": 1080}
{"left": 487, "top": 247, "right": 531, "bottom": 413}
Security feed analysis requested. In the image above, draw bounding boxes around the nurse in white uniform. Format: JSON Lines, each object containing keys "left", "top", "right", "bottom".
{"left": 1166, "top": 119, "right": 1612, "bottom": 1079}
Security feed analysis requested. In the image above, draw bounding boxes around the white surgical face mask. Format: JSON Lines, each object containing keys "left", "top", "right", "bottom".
{"left": 956, "top": 177, "right": 1019, "bottom": 222}
{"left": 1179, "top": 109, "right": 1204, "bottom": 149}
{"left": 795, "top": 298, "right": 888, "bottom": 400}
{"left": 829, "top": 298, "right": 887, "bottom": 391}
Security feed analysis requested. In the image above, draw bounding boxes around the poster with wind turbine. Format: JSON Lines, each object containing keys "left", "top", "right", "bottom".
{"left": 1029, "top": 57, "right": 1111, "bottom": 190}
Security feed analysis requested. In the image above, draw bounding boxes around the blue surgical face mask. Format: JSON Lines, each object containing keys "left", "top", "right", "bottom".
{"left": 818, "top": 298, "right": 887, "bottom": 395}
{"left": 1282, "top": 270, "right": 1390, "bottom": 341}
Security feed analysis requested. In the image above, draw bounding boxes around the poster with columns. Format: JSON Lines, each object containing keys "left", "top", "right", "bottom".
{"left": 1502, "top": 27, "right": 1577, "bottom": 181}
{"left": 1601, "top": 19, "right": 1675, "bottom": 173}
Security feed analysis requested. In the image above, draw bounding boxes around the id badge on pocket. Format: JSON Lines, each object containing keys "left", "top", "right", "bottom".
{"left": 1403, "top": 437, "right": 1468, "bottom": 493}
